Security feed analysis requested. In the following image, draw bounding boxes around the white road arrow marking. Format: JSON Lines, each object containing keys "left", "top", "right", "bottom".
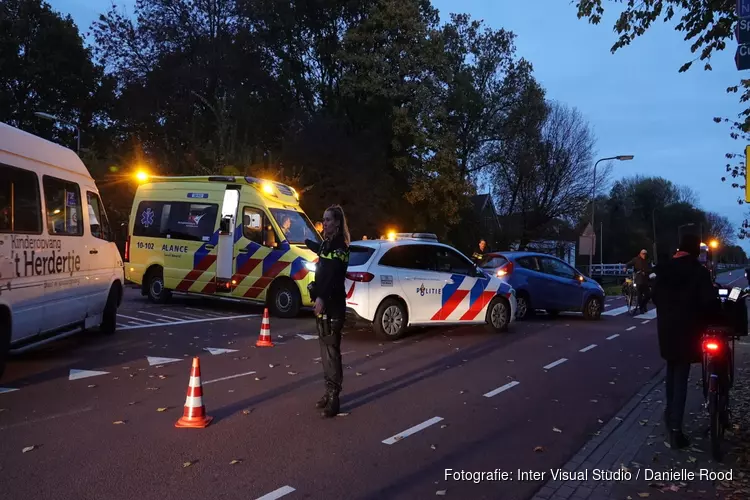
{"left": 69, "top": 369, "right": 109, "bottom": 381}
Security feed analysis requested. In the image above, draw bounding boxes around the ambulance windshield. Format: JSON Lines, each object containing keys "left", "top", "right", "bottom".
{"left": 269, "top": 208, "right": 321, "bottom": 245}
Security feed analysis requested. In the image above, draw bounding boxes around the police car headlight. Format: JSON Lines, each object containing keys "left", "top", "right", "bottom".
{"left": 304, "top": 261, "right": 317, "bottom": 272}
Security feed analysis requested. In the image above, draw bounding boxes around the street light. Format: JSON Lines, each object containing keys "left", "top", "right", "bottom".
{"left": 589, "top": 155, "right": 634, "bottom": 273}
{"left": 34, "top": 111, "right": 81, "bottom": 153}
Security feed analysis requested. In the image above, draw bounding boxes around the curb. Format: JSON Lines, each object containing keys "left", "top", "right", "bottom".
{"left": 530, "top": 365, "right": 667, "bottom": 500}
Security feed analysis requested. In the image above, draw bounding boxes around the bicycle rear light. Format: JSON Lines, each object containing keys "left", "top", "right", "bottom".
{"left": 703, "top": 340, "right": 720, "bottom": 352}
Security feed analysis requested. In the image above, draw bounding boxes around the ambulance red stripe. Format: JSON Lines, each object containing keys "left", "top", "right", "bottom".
{"left": 243, "top": 260, "right": 291, "bottom": 298}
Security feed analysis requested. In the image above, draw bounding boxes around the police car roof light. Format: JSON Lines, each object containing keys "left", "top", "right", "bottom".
{"left": 392, "top": 232, "right": 438, "bottom": 241}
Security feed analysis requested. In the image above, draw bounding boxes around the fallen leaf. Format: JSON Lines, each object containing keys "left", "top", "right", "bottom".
{"left": 122, "top": 366, "right": 130, "bottom": 370}
{"left": 430, "top": 444, "right": 437, "bottom": 450}
{"left": 158, "top": 375, "right": 167, "bottom": 380}
{"left": 128, "top": 402, "right": 137, "bottom": 406}
{"left": 553, "top": 427, "right": 562, "bottom": 433}
{"left": 440, "top": 424, "right": 448, "bottom": 429}
{"left": 22, "top": 445, "right": 36, "bottom": 453}
{"left": 242, "top": 409, "right": 252, "bottom": 415}
{"left": 254, "top": 377, "right": 263, "bottom": 381}
{"left": 157, "top": 407, "right": 169, "bottom": 412}
{"left": 230, "top": 459, "right": 242, "bottom": 465}
{"left": 380, "top": 368, "right": 387, "bottom": 371}
{"left": 590, "top": 399, "right": 599, "bottom": 403}
{"left": 638, "top": 494, "right": 650, "bottom": 498}
{"left": 183, "top": 461, "right": 194, "bottom": 468}
{"left": 268, "top": 364, "right": 276, "bottom": 368}
{"left": 639, "top": 419, "right": 648, "bottom": 426}
{"left": 87, "top": 384, "right": 97, "bottom": 388}
{"left": 534, "top": 446, "right": 545, "bottom": 452}
{"left": 459, "top": 390, "right": 466, "bottom": 394}
{"left": 688, "top": 456, "right": 697, "bottom": 463}
{"left": 113, "top": 420, "right": 126, "bottom": 425}
{"left": 288, "top": 371, "right": 298, "bottom": 375}
{"left": 337, "top": 412, "right": 350, "bottom": 417}
{"left": 598, "top": 419, "right": 604, "bottom": 424}
{"left": 436, "top": 491, "right": 446, "bottom": 496}
{"left": 356, "top": 372, "right": 364, "bottom": 376}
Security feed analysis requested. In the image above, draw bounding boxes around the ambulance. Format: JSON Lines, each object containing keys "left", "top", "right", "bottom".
{"left": 124, "top": 175, "right": 321, "bottom": 317}
{"left": 0, "top": 122, "right": 125, "bottom": 379}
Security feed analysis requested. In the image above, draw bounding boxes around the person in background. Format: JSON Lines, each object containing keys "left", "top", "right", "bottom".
{"left": 304, "top": 205, "right": 351, "bottom": 418}
{"left": 653, "top": 233, "right": 719, "bottom": 449}
{"left": 472, "top": 239, "right": 488, "bottom": 265}
{"left": 626, "top": 249, "right": 652, "bottom": 314}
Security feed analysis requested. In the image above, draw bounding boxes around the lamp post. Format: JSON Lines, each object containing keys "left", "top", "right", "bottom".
{"left": 33, "top": 111, "right": 80, "bottom": 153}
{"left": 589, "top": 155, "right": 634, "bottom": 274}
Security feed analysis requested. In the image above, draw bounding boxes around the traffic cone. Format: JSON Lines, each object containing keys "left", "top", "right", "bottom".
{"left": 175, "top": 357, "right": 213, "bottom": 429}
{"left": 256, "top": 308, "right": 274, "bottom": 347}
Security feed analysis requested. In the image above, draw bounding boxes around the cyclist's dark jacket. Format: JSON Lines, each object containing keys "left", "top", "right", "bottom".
{"left": 652, "top": 252, "right": 719, "bottom": 363}
{"left": 626, "top": 256, "right": 651, "bottom": 285}
{"left": 305, "top": 234, "right": 350, "bottom": 315}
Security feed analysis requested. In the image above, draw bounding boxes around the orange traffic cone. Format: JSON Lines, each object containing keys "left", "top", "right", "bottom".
{"left": 256, "top": 308, "right": 274, "bottom": 347}
{"left": 175, "top": 357, "right": 213, "bottom": 429}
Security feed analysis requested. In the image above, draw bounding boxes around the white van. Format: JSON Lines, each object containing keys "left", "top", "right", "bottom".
{"left": 0, "top": 122, "right": 125, "bottom": 379}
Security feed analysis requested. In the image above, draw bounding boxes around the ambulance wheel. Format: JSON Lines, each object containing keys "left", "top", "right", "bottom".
{"left": 373, "top": 298, "right": 408, "bottom": 340}
{"left": 269, "top": 280, "right": 301, "bottom": 318}
{"left": 100, "top": 283, "right": 121, "bottom": 335}
{"left": 486, "top": 296, "right": 510, "bottom": 333}
{"left": 146, "top": 267, "right": 171, "bottom": 304}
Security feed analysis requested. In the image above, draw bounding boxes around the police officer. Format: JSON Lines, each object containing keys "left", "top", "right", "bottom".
{"left": 472, "top": 239, "right": 488, "bottom": 265}
{"left": 305, "top": 205, "right": 350, "bottom": 418}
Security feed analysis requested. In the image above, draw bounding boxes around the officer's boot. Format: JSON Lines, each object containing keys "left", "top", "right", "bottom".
{"left": 321, "top": 390, "right": 340, "bottom": 418}
{"left": 315, "top": 392, "right": 329, "bottom": 409}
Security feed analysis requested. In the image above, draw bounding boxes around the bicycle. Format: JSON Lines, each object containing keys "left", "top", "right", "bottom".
{"left": 622, "top": 271, "right": 641, "bottom": 316}
{"left": 701, "top": 286, "right": 749, "bottom": 461}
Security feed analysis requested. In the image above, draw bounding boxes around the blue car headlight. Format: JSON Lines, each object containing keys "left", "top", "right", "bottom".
{"left": 304, "top": 261, "right": 317, "bottom": 272}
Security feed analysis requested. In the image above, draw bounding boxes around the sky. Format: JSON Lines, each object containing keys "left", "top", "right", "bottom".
{"left": 48, "top": 0, "right": 750, "bottom": 251}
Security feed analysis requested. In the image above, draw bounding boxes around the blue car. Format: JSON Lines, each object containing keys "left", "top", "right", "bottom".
{"left": 479, "top": 251, "right": 605, "bottom": 320}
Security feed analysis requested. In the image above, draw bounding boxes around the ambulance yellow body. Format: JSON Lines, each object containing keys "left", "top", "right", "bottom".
{"left": 124, "top": 175, "right": 321, "bottom": 317}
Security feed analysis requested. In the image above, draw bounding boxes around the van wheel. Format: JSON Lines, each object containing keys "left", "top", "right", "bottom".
{"left": 486, "top": 296, "right": 510, "bottom": 333}
{"left": 269, "top": 280, "right": 301, "bottom": 318}
{"left": 373, "top": 298, "right": 408, "bottom": 340}
{"left": 100, "top": 284, "right": 120, "bottom": 335}
{"left": 0, "top": 314, "right": 10, "bottom": 380}
{"left": 147, "top": 268, "right": 171, "bottom": 304}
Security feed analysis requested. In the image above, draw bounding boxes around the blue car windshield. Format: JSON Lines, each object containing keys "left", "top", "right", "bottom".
{"left": 269, "top": 208, "right": 321, "bottom": 245}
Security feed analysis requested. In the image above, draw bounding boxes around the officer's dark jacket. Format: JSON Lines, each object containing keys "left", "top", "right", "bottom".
{"left": 626, "top": 256, "right": 651, "bottom": 284}
{"left": 471, "top": 246, "right": 487, "bottom": 265}
{"left": 305, "top": 234, "right": 350, "bottom": 307}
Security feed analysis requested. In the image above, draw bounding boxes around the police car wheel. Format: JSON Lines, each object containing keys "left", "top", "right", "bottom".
{"left": 269, "top": 281, "right": 301, "bottom": 318}
{"left": 147, "top": 268, "right": 171, "bottom": 304}
{"left": 373, "top": 298, "right": 407, "bottom": 340}
{"left": 487, "top": 296, "right": 510, "bottom": 332}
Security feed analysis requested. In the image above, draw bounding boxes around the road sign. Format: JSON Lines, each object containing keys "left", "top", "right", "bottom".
{"left": 740, "top": 0, "right": 750, "bottom": 17}
{"left": 737, "top": 18, "right": 750, "bottom": 45}
{"left": 736, "top": 44, "right": 750, "bottom": 70}
{"left": 745, "top": 145, "right": 750, "bottom": 203}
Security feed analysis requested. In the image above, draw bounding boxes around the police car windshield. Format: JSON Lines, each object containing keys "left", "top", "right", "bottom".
{"left": 269, "top": 208, "right": 321, "bottom": 245}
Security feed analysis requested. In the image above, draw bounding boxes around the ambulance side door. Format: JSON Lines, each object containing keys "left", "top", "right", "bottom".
{"left": 232, "top": 206, "right": 282, "bottom": 300}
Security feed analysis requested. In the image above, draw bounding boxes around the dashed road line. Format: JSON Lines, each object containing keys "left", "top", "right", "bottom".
{"left": 138, "top": 311, "right": 185, "bottom": 321}
{"left": 626, "top": 326, "right": 636, "bottom": 331}
{"left": 602, "top": 305, "right": 629, "bottom": 316}
{"left": 483, "top": 381, "right": 520, "bottom": 398}
{"left": 606, "top": 334, "right": 620, "bottom": 340}
{"left": 255, "top": 486, "right": 296, "bottom": 500}
{"left": 641, "top": 320, "right": 650, "bottom": 324}
{"left": 204, "top": 371, "right": 257, "bottom": 385}
{"left": 382, "top": 416, "right": 444, "bottom": 445}
{"left": 117, "top": 314, "right": 259, "bottom": 331}
{"left": 543, "top": 358, "right": 568, "bottom": 370}
{"left": 117, "top": 313, "right": 159, "bottom": 324}
{"left": 579, "top": 344, "right": 597, "bottom": 353}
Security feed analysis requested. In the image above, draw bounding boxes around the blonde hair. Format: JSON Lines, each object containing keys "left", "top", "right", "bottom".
{"left": 325, "top": 205, "right": 350, "bottom": 245}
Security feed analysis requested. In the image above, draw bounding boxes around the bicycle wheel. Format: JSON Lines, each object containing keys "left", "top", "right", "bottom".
{"left": 709, "top": 390, "right": 723, "bottom": 461}
{"left": 628, "top": 287, "right": 638, "bottom": 315}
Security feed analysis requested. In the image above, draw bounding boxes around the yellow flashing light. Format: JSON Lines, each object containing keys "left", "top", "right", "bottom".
{"left": 135, "top": 170, "right": 149, "bottom": 182}
{"left": 262, "top": 181, "right": 274, "bottom": 195}
{"left": 291, "top": 187, "right": 300, "bottom": 200}
{"left": 386, "top": 230, "right": 396, "bottom": 241}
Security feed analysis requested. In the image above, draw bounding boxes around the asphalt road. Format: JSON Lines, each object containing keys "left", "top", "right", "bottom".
{"left": 1, "top": 276, "right": 735, "bottom": 500}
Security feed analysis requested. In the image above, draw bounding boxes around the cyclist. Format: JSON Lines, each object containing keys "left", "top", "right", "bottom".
{"left": 625, "top": 249, "right": 652, "bottom": 314}
{"left": 652, "top": 234, "right": 720, "bottom": 449}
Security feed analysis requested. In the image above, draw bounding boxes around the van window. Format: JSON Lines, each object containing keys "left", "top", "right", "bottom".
{"left": 87, "top": 192, "right": 112, "bottom": 241}
{"left": 43, "top": 176, "right": 83, "bottom": 236}
{"left": 268, "top": 208, "right": 321, "bottom": 245}
{"left": 243, "top": 207, "right": 280, "bottom": 248}
{"left": 0, "top": 163, "right": 42, "bottom": 234}
{"left": 133, "top": 201, "right": 218, "bottom": 242}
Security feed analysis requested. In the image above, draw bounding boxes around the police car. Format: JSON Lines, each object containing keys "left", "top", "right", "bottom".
{"left": 345, "top": 233, "right": 517, "bottom": 339}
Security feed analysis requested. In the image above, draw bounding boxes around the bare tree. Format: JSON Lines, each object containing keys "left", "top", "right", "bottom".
{"left": 704, "top": 211, "right": 736, "bottom": 245}
{"left": 676, "top": 185, "right": 699, "bottom": 206}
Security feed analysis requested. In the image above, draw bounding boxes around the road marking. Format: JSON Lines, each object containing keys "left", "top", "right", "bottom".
{"left": 382, "top": 416, "right": 444, "bottom": 445}
{"left": 543, "top": 358, "right": 568, "bottom": 370}
{"left": 186, "top": 307, "right": 228, "bottom": 318}
{"left": 602, "top": 305, "right": 629, "bottom": 316}
{"left": 138, "top": 311, "right": 186, "bottom": 321}
{"left": 147, "top": 356, "right": 183, "bottom": 366}
{"left": 641, "top": 320, "right": 650, "bottom": 324}
{"left": 483, "top": 381, "right": 520, "bottom": 398}
{"left": 69, "top": 369, "right": 109, "bottom": 381}
{"left": 118, "top": 314, "right": 259, "bottom": 331}
{"left": 255, "top": 486, "right": 296, "bottom": 500}
{"left": 0, "top": 388, "right": 19, "bottom": 394}
{"left": 204, "top": 347, "right": 239, "bottom": 355}
{"left": 626, "top": 326, "right": 636, "bottom": 331}
{"left": 606, "top": 334, "right": 620, "bottom": 340}
{"left": 579, "top": 344, "right": 597, "bottom": 353}
{"left": 635, "top": 310, "right": 657, "bottom": 320}
{"left": 204, "top": 371, "right": 257, "bottom": 385}
{"left": 117, "top": 313, "right": 159, "bottom": 324}
{"left": 297, "top": 334, "right": 318, "bottom": 340}
{"left": 314, "top": 350, "right": 355, "bottom": 362}
{"left": 0, "top": 407, "right": 94, "bottom": 431}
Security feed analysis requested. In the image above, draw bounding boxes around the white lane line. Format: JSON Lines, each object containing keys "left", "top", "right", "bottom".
{"left": 382, "top": 416, "right": 444, "bottom": 445}
{"left": 635, "top": 310, "right": 657, "bottom": 320}
{"left": 626, "top": 326, "right": 636, "bottom": 331}
{"left": 117, "top": 313, "right": 159, "bottom": 324}
{"left": 641, "top": 320, "right": 650, "bottom": 325}
{"left": 0, "top": 387, "right": 19, "bottom": 394}
{"left": 313, "top": 350, "right": 355, "bottom": 362}
{"left": 543, "top": 358, "right": 568, "bottom": 370}
{"left": 116, "top": 323, "right": 127, "bottom": 328}
{"left": 606, "top": 334, "right": 620, "bottom": 340}
{"left": 0, "top": 407, "right": 94, "bottom": 431}
{"left": 255, "top": 486, "right": 296, "bottom": 500}
{"left": 483, "top": 381, "right": 520, "bottom": 398}
{"left": 602, "top": 305, "right": 629, "bottom": 316}
{"left": 117, "top": 314, "right": 259, "bottom": 331}
{"left": 204, "top": 371, "right": 257, "bottom": 385}
{"left": 579, "top": 344, "right": 597, "bottom": 353}
{"left": 185, "top": 307, "right": 228, "bottom": 317}
{"left": 138, "top": 311, "right": 187, "bottom": 321}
